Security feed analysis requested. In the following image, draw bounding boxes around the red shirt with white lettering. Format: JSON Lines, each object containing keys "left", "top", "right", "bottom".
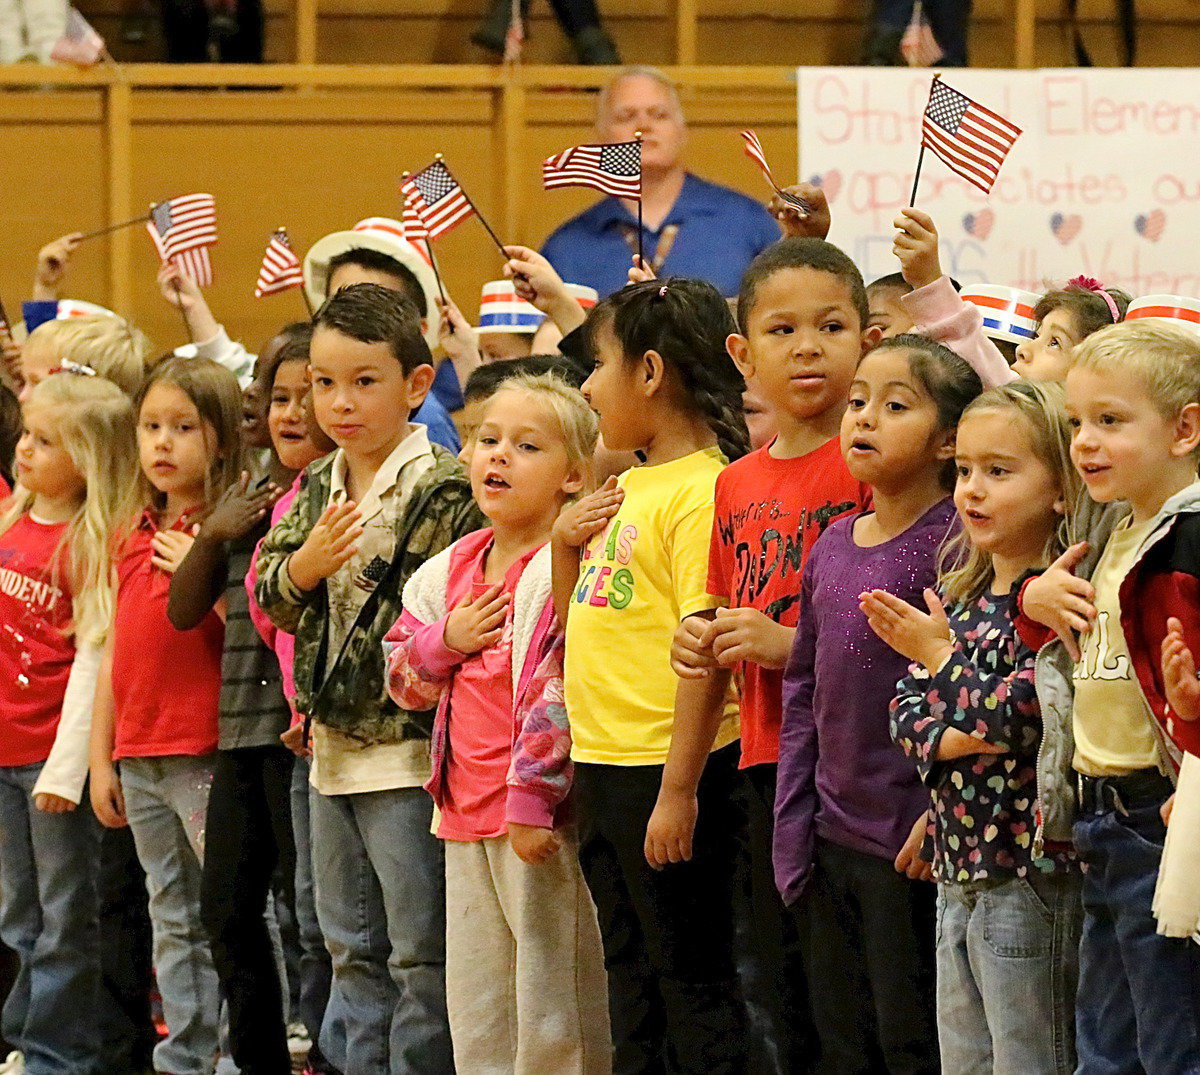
{"left": 708, "top": 438, "right": 870, "bottom": 768}
{"left": 0, "top": 513, "right": 74, "bottom": 767}
{"left": 111, "top": 508, "right": 222, "bottom": 759}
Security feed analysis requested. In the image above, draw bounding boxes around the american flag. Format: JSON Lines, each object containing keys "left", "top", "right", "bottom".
{"left": 920, "top": 78, "right": 1021, "bottom": 194}
{"left": 400, "top": 182, "right": 429, "bottom": 243}
{"left": 255, "top": 230, "right": 303, "bottom": 298}
{"left": 399, "top": 161, "right": 474, "bottom": 240}
{"left": 740, "top": 129, "right": 811, "bottom": 214}
{"left": 50, "top": 7, "right": 105, "bottom": 66}
{"left": 543, "top": 140, "right": 641, "bottom": 199}
{"left": 147, "top": 194, "right": 217, "bottom": 286}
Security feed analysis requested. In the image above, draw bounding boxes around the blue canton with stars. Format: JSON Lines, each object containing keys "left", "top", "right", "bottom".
{"left": 926, "top": 81, "right": 970, "bottom": 134}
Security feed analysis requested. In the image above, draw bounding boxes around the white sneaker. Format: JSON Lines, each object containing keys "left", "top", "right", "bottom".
{"left": 286, "top": 1022, "right": 312, "bottom": 1057}
{"left": 0, "top": 1051, "right": 25, "bottom": 1075}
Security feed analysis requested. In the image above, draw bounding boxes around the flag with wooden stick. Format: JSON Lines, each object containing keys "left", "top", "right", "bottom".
{"left": 50, "top": 7, "right": 105, "bottom": 66}
{"left": 404, "top": 156, "right": 508, "bottom": 258}
{"left": 912, "top": 75, "right": 1021, "bottom": 203}
{"left": 255, "top": 229, "right": 304, "bottom": 298}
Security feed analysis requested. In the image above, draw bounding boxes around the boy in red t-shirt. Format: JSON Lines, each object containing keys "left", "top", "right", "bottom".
{"left": 672, "top": 238, "right": 878, "bottom": 1068}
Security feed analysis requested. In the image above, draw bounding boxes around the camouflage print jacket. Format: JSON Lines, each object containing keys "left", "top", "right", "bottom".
{"left": 254, "top": 446, "right": 486, "bottom": 746}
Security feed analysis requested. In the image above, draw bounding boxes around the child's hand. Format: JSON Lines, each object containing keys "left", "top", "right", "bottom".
{"left": 287, "top": 501, "right": 362, "bottom": 592}
{"left": 894, "top": 809, "right": 934, "bottom": 882}
{"left": 34, "top": 233, "right": 83, "bottom": 298}
{"left": 860, "top": 588, "right": 955, "bottom": 673}
{"left": 935, "top": 727, "right": 1008, "bottom": 761}
{"left": 151, "top": 528, "right": 197, "bottom": 574}
{"left": 644, "top": 786, "right": 698, "bottom": 869}
{"left": 199, "top": 473, "right": 278, "bottom": 544}
{"left": 1163, "top": 793, "right": 1175, "bottom": 826}
{"left": 157, "top": 261, "right": 202, "bottom": 311}
{"left": 444, "top": 584, "right": 509, "bottom": 655}
{"left": 552, "top": 476, "right": 624, "bottom": 549}
{"left": 770, "top": 183, "right": 831, "bottom": 241}
{"left": 0, "top": 327, "right": 21, "bottom": 387}
{"left": 90, "top": 764, "right": 127, "bottom": 828}
{"left": 34, "top": 793, "right": 77, "bottom": 813}
{"left": 893, "top": 208, "right": 943, "bottom": 290}
{"left": 502, "top": 246, "right": 587, "bottom": 335}
{"left": 436, "top": 297, "right": 480, "bottom": 363}
{"left": 671, "top": 613, "right": 718, "bottom": 679}
{"left": 280, "top": 722, "right": 310, "bottom": 758}
{"left": 1022, "top": 543, "right": 1094, "bottom": 661}
{"left": 508, "top": 822, "right": 561, "bottom": 864}
{"left": 704, "top": 606, "right": 793, "bottom": 670}
{"left": 1161, "top": 617, "right": 1200, "bottom": 722}
{"left": 627, "top": 255, "right": 656, "bottom": 285}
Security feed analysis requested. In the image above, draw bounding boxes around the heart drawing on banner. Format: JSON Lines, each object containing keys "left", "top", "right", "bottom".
{"left": 807, "top": 170, "right": 842, "bottom": 203}
{"left": 1135, "top": 209, "right": 1166, "bottom": 242}
{"left": 1050, "top": 213, "right": 1082, "bottom": 244}
{"left": 962, "top": 208, "right": 994, "bottom": 240}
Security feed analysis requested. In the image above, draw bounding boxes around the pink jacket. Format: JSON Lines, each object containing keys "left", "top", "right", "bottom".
{"left": 247, "top": 476, "right": 299, "bottom": 718}
{"left": 903, "top": 276, "right": 1018, "bottom": 390}
{"left": 383, "top": 529, "right": 573, "bottom": 829}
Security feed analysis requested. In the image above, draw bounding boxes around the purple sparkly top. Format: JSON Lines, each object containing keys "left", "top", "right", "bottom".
{"left": 773, "top": 498, "right": 957, "bottom": 906}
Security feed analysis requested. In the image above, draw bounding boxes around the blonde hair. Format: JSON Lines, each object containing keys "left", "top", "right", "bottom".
{"left": 135, "top": 357, "right": 245, "bottom": 512}
{"left": 26, "top": 314, "right": 155, "bottom": 398}
{"left": 939, "top": 380, "right": 1082, "bottom": 605}
{"left": 1071, "top": 320, "right": 1200, "bottom": 421}
{"left": 0, "top": 375, "right": 140, "bottom": 643}
{"left": 489, "top": 372, "right": 599, "bottom": 498}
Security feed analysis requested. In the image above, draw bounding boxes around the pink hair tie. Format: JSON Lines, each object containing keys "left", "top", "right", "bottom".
{"left": 658, "top": 284, "right": 668, "bottom": 297}
{"left": 1066, "top": 275, "right": 1120, "bottom": 323}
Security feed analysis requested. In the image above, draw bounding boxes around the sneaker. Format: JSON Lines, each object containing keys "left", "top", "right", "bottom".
{"left": 470, "top": 0, "right": 529, "bottom": 54}
{"left": 287, "top": 1021, "right": 312, "bottom": 1057}
{"left": 572, "top": 26, "right": 620, "bottom": 65}
{"left": 0, "top": 1052, "right": 25, "bottom": 1075}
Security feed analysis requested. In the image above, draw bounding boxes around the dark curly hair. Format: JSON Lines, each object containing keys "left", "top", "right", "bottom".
{"left": 585, "top": 278, "right": 750, "bottom": 463}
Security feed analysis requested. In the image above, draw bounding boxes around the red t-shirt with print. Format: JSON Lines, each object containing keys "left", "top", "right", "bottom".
{"left": 111, "top": 508, "right": 222, "bottom": 759}
{"left": 0, "top": 514, "right": 74, "bottom": 767}
{"left": 708, "top": 438, "right": 870, "bottom": 767}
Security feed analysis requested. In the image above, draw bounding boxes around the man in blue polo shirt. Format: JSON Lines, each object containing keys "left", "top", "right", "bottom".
{"left": 542, "top": 66, "right": 781, "bottom": 298}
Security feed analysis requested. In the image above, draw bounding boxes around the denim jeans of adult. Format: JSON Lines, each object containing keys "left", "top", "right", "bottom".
{"left": 309, "top": 784, "right": 452, "bottom": 1075}
{"left": 1073, "top": 798, "right": 1200, "bottom": 1074}
{"left": 794, "top": 838, "right": 939, "bottom": 1075}
{"left": 574, "top": 743, "right": 748, "bottom": 1075}
{"left": 0, "top": 763, "right": 103, "bottom": 1075}
{"left": 200, "top": 746, "right": 295, "bottom": 1075}
{"left": 121, "top": 754, "right": 221, "bottom": 1075}
{"left": 937, "top": 870, "right": 1082, "bottom": 1074}
{"left": 292, "top": 757, "right": 346, "bottom": 1074}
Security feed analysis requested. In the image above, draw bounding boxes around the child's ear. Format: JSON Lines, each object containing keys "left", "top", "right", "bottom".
{"left": 1172, "top": 401, "right": 1200, "bottom": 458}
{"left": 405, "top": 363, "right": 436, "bottom": 409}
{"left": 641, "top": 349, "right": 665, "bottom": 397}
{"left": 562, "top": 465, "right": 587, "bottom": 498}
{"left": 861, "top": 325, "right": 884, "bottom": 353}
{"left": 934, "top": 427, "right": 957, "bottom": 461}
{"left": 1053, "top": 493, "right": 1066, "bottom": 516}
{"left": 726, "top": 333, "right": 754, "bottom": 380}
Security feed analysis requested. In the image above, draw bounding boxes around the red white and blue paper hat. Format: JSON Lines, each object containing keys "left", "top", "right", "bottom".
{"left": 56, "top": 298, "right": 117, "bottom": 320}
{"left": 476, "top": 281, "right": 598, "bottom": 335}
{"left": 1125, "top": 294, "right": 1200, "bottom": 335}
{"left": 959, "top": 284, "right": 1040, "bottom": 344}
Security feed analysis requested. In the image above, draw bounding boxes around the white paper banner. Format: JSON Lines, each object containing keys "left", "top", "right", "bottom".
{"left": 797, "top": 68, "right": 1200, "bottom": 295}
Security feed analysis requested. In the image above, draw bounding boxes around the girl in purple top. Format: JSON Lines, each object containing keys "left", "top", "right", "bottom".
{"left": 773, "top": 334, "right": 981, "bottom": 1074}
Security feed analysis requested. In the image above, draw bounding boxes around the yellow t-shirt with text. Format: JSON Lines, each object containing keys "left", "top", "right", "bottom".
{"left": 1072, "top": 516, "right": 1162, "bottom": 777}
{"left": 565, "top": 448, "right": 740, "bottom": 765}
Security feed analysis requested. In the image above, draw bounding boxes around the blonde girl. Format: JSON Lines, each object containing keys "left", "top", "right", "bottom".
{"left": 0, "top": 373, "right": 138, "bottom": 1075}
{"left": 89, "top": 356, "right": 243, "bottom": 1075}
{"left": 386, "top": 372, "right": 611, "bottom": 1073}
{"left": 868, "top": 381, "right": 1085, "bottom": 1073}
{"left": 18, "top": 313, "right": 154, "bottom": 402}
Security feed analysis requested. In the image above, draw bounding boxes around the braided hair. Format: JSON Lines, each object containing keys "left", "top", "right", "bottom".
{"left": 586, "top": 278, "right": 750, "bottom": 463}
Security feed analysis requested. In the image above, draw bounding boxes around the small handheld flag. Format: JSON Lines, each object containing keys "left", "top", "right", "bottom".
{"left": 146, "top": 193, "right": 217, "bottom": 286}
{"left": 50, "top": 8, "right": 105, "bottom": 66}
{"left": 400, "top": 160, "right": 475, "bottom": 241}
{"left": 740, "top": 130, "right": 812, "bottom": 214}
{"left": 913, "top": 76, "right": 1021, "bottom": 203}
{"left": 542, "top": 139, "right": 642, "bottom": 200}
{"left": 255, "top": 230, "right": 304, "bottom": 299}
{"left": 399, "top": 174, "right": 448, "bottom": 308}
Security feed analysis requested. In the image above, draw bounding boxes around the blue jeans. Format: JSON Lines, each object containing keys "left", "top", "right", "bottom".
{"left": 309, "top": 784, "right": 451, "bottom": 1075}
{"left": 1073, "top": 799, "right": 1200, "bottom": 1074}
{"left": 121, "top": 754, "right": 221, "bottom": 1075}
{"left": 0, "top": 763, "right": 103, "bottom": 1075}
{"left": 937, "top": 871, "right": 1082, "bottom": 1074}
{"left": 292, "top": 757, "right": 347, "bottom": 1072}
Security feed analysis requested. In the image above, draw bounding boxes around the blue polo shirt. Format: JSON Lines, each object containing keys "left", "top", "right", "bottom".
{"left": 541, "top": 173, "right": 780, "bottom": 298}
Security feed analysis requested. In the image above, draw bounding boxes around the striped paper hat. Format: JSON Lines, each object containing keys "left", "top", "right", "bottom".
{"left": 960, "top": 285, "right": 1040, "bottom": 344}
{"left": 57, "top": 298, "right": 117, "bottom": 320}
{"left": 1125, "top": 294, "right": 1200, "bottom": 335}
{"left": 476, "top": 281, "right": 598, "bottom": 335}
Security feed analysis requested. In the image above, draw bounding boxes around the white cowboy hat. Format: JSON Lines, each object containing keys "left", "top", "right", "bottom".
{"left": 304, "top": 217, "right": 441, "bottom": 349}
